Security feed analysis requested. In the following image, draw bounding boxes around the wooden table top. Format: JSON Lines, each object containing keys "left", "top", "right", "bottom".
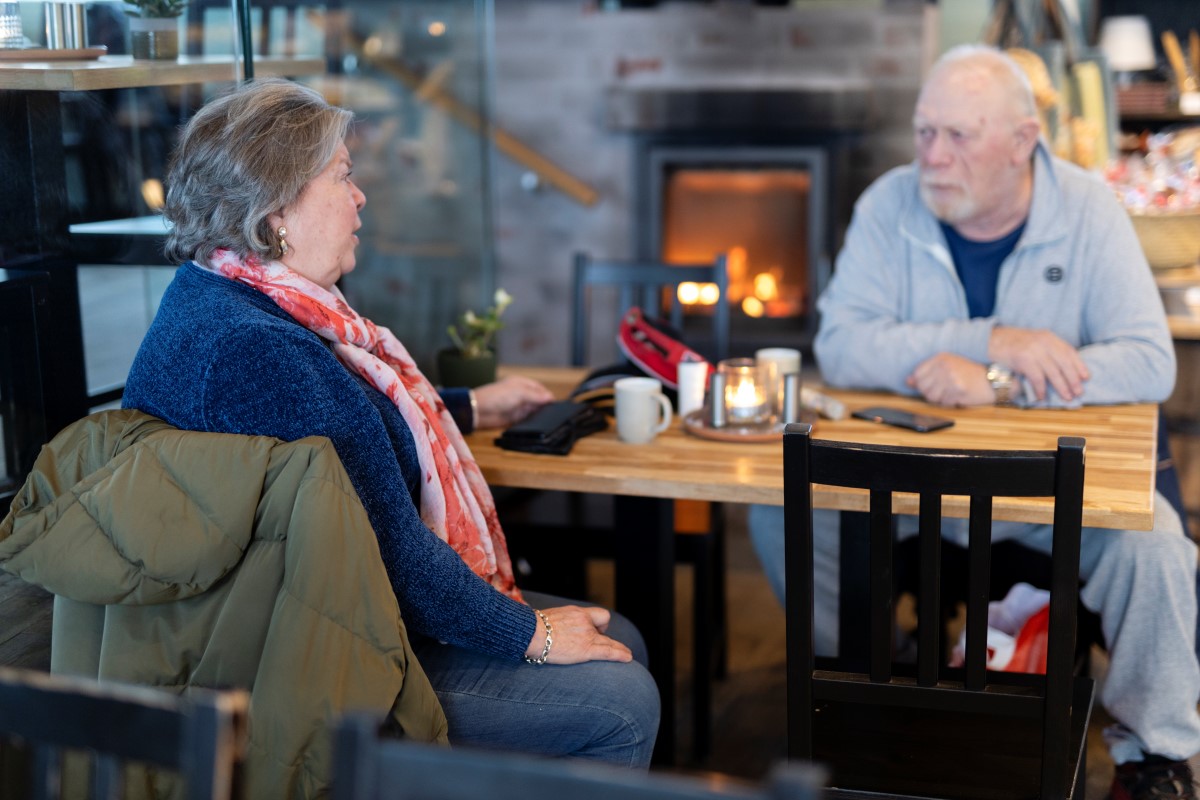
{"left": 466, "top": 366, "right": 1160, "bottom": 532}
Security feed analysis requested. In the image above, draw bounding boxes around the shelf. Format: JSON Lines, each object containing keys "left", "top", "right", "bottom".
{"left": 0, "top": 54, "right": 324, "bottom": 91}
{"left": 70, "top": 216, "right": 173, "bottom": 266}
{"left": 70, "top": 216, "right": 172, "bottom": 236}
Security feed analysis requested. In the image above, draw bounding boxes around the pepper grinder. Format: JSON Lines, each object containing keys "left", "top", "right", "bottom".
{"left": 781, "top": 372, "right": 801, "bottom": 424}
{"left": 709, "top": 372, "right": 726, "bottom": 428}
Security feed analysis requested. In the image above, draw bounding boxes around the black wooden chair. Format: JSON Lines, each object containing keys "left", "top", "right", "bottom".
{"left": 502, "top": 251, "right": 731, "bottom": 761}
{"left": 784, "top": 424, "right": 1094, "bottom": 800}
{"left": 0, "top": 666, "right": 248, "bottom": 800}
{"left": 571, "top": 251, "right": 730, "bottom": 366}
{"left": 331, "top": 712, "right": 825, "bottom": 800}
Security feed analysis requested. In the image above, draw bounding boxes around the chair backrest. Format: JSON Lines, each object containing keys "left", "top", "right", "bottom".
{"left": 571, "top": 252, "right": 730, "bottom": 367}
{"left": 332, "top": 713, "right": 823, "bottom": 800}
{"left": 783, "top": 424, "right": 1087, "bottom": 800}
{"left": 0, "top": 667, "right": 248, "bottom": 800}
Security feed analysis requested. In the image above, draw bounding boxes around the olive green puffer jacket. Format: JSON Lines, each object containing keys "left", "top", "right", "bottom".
{"left": 0, "top": 410, "right": 448, "bottom": 798}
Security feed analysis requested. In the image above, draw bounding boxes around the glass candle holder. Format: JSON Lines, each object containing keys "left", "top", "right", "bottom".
{"left": 718, "top": 357, "right": 770, "bottom": 425}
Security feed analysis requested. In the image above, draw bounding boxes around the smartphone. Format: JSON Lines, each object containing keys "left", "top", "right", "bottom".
{"left": 851, "top": 406, "right": 955, "bottom": 433}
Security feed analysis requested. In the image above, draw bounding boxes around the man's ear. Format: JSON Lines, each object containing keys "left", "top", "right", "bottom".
{"left": 1012, "top": 117, "right": 1040, "bottom": 163}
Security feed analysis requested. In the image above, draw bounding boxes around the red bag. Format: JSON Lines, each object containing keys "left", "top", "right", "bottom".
{"left": 1006, "top": 604, "right": 1050, "bottom": 675}
{"left": 616, "top": 307, "right": 711, "bottom": 390}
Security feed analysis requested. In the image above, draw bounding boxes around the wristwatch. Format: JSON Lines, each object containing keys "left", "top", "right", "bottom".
{"left": 986, "top": 363, "right": 1017, "bottom": 406}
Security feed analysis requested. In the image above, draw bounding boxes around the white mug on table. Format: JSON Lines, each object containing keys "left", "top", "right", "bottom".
{"left": 615, "top": 376, "right": 673, "bottom": 444}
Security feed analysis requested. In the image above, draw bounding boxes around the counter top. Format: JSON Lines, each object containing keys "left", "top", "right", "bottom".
{"left": 0, "top": 54, "right": 323, "bottom": 91}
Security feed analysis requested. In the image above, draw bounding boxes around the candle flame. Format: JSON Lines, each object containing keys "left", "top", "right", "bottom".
{"left": 730, "top": 379, "right": 760, "bottom": 407}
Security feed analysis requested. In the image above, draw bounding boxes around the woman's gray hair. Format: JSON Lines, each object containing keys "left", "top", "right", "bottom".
{"left": 930, "top": 43, "right": 1038, "bottom": 121}
{"left": 163, "top": 78, "right": 353, "bottom": 264}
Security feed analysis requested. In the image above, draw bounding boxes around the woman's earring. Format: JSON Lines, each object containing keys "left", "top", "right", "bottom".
{"left": 277, "top": 226, "right": 289, "bottom": 256}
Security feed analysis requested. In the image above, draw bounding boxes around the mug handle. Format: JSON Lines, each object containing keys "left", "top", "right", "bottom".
{"left": 653, "top": 393, "right": 673, "bottom": 434}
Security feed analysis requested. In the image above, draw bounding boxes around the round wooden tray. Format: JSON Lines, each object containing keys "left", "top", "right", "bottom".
{"left": 682, "top": 409, "right": 816, "bottom": 443}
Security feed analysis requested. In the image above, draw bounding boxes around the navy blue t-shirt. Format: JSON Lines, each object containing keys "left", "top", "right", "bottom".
{"left": 940, "top": 221, "right": 1025, "bottom": 318}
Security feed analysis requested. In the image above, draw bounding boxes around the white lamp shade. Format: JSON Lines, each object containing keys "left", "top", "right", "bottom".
{"left": 1099, "top": 16, "right": 1158, "bottom": 72}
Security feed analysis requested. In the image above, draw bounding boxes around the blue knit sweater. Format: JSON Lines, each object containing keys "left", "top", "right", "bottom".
{"left": 123, "top": 263, "right": 536, "bottom": 659}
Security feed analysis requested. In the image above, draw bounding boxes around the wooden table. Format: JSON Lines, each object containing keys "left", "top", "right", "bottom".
{"left": 472, "top": 366, "right": 1160, "bottom": 530}
{"left": 467, "top": 365, "right": 1160, "bottom": 762}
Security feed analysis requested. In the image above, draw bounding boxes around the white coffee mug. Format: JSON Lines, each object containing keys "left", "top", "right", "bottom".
{"left": 675, "top": 360, "right": 708, "bottom": 419}
{"left": 615, "top": 376, "right": 673, "bottom": 444}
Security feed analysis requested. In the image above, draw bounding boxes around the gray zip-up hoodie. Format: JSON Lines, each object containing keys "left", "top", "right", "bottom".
{"left": 814, "top": 141, "right": 1174, "bottom": 407}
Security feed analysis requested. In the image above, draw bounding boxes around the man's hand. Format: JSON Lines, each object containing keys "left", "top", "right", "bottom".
{"left": 526, "top": 605, "right": 633, "bottom": 665}
{"left": 472, "top": 376, "right": 555, "bottom": 429}
{"left": 906, "top": 353, "right": 995, "bottom": 407}
{"left": 988, "top": 326, "right": 1088, "bottom": 402}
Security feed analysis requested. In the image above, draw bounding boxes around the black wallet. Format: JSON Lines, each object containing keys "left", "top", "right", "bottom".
{"left": 494, "top": 400, "right": 608, "bottom": 456}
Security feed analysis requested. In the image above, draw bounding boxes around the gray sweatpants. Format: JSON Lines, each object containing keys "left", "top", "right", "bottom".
{"left": 748, "top": 492, "right": 1200, "bottom": 764}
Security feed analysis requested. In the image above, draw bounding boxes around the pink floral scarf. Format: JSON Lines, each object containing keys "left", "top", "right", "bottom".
{"left": 203, "top": 250, "right": 523, "bottom": 602}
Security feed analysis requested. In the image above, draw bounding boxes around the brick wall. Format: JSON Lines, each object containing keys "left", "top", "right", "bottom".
{"left": 490, "top": 1, "right": 927, "bottom": 365}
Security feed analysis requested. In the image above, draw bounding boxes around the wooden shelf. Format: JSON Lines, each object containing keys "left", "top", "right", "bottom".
{"left": 0, "top": 54, "right": 323, "bottom": 91}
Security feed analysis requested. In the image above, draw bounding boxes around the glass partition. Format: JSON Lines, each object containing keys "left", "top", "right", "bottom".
{"left": 305, "top": 0, "right": 497, "bottom": 373}
{"left": 188, "top": 0, "right": 497, "bottom": 372}
{"left": 2, "top": 0, "right": 495, "bottom": 419}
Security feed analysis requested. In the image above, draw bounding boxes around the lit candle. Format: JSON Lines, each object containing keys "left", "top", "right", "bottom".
{"left": 717, "top": 358, "right": 769, "bottom": 425}
{"left": 727, "top": 380, "right": 763, "bottom": 418}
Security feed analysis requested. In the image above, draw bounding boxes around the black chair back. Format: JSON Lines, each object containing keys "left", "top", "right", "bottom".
{"left": 784, "top": 424, "right": 1092, "bottom": 800}
{"left": 571, "top": 252, "right": 730, "bottom": 366}
{"left": 332, "top": 713, "right": 824, "bottom": 800}
{"left": 0, "top": 667, "right": 248, "bottom": 800}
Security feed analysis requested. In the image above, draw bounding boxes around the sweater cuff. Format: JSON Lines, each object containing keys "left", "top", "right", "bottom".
{"left": 440, "top": 388, "right": 474, "bottom": 433}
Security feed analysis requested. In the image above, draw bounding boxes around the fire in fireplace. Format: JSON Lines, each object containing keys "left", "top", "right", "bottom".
{"left": 641, "top": 144, "right": 830, "bottom": 349}
{"left": 661, "top": 167, "right": 814, "bottom": 320}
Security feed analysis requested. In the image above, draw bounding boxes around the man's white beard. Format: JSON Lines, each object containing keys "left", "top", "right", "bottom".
{"left": 919, "top": 179, "right": 976, "bottom": 225}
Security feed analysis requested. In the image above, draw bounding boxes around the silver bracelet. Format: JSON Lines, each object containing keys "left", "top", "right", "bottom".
{"left": 468, "top": 389, "right": 479, "bottom": 431}
{"left": 524, "top": 609, "right": 553, "bottom": 665}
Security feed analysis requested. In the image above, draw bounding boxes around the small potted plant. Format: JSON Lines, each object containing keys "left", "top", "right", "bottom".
{"left": 437, "top": 288, "right": 512, "bottom": 388}
{"left": 125, "top": 0, "right": 186, "bottom": 60}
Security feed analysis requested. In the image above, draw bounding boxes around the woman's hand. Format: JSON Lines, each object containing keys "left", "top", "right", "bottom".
{"left": 473, "top": 376, "right": 554, "bottom": 429}
{"left": 526, "top": 605, "right": 633, "bottom": 665}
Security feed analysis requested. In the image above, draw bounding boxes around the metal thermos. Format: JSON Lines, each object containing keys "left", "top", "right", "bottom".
{"left": 45, "top": 2, "right": 86, "bottom": 49}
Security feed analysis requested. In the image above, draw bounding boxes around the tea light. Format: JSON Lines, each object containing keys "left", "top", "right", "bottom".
{"left": 718, "top": 358, "right": 770, "bottom": 425}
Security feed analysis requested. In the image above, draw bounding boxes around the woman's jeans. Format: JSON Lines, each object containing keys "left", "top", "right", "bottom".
{"left": 410, "top": 590, "right": 660, "bottom": 768}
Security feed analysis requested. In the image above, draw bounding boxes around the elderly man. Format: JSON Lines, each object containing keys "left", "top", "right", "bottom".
{"left": 750, "top": 44, "right": 1200, "bottom": 799}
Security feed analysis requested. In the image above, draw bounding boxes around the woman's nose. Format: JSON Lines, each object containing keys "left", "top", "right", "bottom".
{"left": 353, "top": 182, "right": 366, "bottom": 210}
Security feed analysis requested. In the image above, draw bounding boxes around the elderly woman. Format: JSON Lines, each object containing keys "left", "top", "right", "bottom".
{"left": 122, "top": 79, "right": 659, "bottom": 767}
